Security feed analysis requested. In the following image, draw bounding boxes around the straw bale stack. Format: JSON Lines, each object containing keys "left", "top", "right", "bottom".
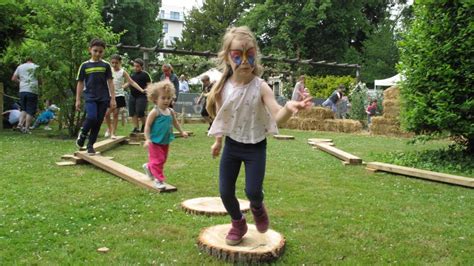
{"left": 297, "top": 107, "right": 334, "bottom": 120}
{"left": 370, "top": 86, "right": 413, "bottom": 137}
{"left": 383, "top": 86, "right": 400, "bottom": 100}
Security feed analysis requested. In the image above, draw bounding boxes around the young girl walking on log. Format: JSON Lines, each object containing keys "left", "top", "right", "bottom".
{"left": 142, "top": 81, "right": 188, "bottom": 190}
{"left": 206, "top": 26, "right": 313, "bottom": 245}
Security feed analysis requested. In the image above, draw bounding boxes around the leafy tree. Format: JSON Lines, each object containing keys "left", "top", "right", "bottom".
{"left": 398, "top": 1, "right": 474, "bottom": 151}
{"left": 177, "top": 0, "right": 250, "bottom": 52}
{"left": 239, "top": 0, "right": 396, "bottom": 69}
{"left": 3, "top": 0, "right": 120, "bottom": 136}
{"left": 101, "top": 0, "right": 161, "bottom": 58}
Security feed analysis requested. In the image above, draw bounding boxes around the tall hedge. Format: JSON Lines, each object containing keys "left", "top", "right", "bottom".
{"left": 398, "top": 1, "right": 473, "bottom": 151}
{"left": 305, "top": 75, "right": 355, "bottom": 99}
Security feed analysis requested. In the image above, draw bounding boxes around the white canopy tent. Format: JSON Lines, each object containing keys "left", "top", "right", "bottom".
{"left": 373, "top": 74, "right": 402, "bottom": 89}
{"left": 189, "top": 68, "right": 223, "bottom": 85}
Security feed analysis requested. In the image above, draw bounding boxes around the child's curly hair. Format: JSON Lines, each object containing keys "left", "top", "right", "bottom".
{"left": 146, "top": 80, "right": 176, "bottom": 102}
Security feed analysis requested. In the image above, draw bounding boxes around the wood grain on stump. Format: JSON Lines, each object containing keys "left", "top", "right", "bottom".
{"left": 198, "top": 224, "right": 285, "bottom": 263}
{"left": 273, "top": 135, "right": 295, "bottom": 140}
{"left": 182, "top": 197, "right": 249, "bottom": 216}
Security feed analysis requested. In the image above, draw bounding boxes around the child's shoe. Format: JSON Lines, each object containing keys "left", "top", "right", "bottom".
{"left": 87, "top": 146, "right": 96, "bottom": 155}
{"left": 104, "top": 130, "right": 110, "bottom": 138}
{"left": 142, "top": 163, "right": 154, "bottom": 181}
{"left": 44, "top": 126, "right": 52, "bottom": 131}
{"left": 225, "top": 216, "right": 248, "bottom": 246}
{"left": 154, "top": 180, "right": 166, "bottom": 190}
{"left": 76, "top": 130, "right": 87, "bottom": 149}
{"left": 111, "top": 134, "right": 117, "bottom": 139}
{"left": 251, "top": 203, "right": 269, "bottom": 233}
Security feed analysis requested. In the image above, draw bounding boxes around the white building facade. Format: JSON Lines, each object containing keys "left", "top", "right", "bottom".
{"left": 159, "top": 5, "right": 185, "bottom": 48}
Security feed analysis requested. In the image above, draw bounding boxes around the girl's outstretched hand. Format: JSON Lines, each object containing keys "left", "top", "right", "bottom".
{"left": 211, "top": 141, "right": 222, "bottom": 158}
{"left": 286, "top": 97, "right": 313, "bottom": 113}
{"left": 143, "top": 139, "right": 150, "bottom": 149}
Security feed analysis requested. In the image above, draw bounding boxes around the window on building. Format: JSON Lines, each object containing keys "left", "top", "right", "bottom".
{"left": 163, "top": 23, "right": 168, "bottom": 33}
{"left": 170, "top": 11, "right": 180, "bottom": 20}
{"left": 160, "top": 10, "right": 164, "bottom": 18}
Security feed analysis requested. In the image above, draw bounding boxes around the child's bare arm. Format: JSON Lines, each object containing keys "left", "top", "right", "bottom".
{"left": 143, "top": 109, "right": 158, "bottom": 147}
{"left": 107, "top": 79, "right": 117, "bottom": 109}
{"left": 75, "top": 81, "right": 84, "bottom": 111}
{"left": 171, "top": 110, "right": 188, "bottom": 138}
{"left": 124, "top": 71, "right": 144, "bottom": 93}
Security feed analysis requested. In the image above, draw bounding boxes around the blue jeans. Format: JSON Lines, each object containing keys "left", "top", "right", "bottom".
{"left": 322, "top": 99, "right": 337, "bottom": 113}
{"left": 82, "top": 100, "right": 109, "bottom": 148}
{"left": 219, "top": 137, "right": 266, "bottom": 220}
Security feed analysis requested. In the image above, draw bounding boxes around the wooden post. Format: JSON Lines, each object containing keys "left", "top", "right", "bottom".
{"left": 0, "top": 83, "right": 4, "bottom": 130}
{"left": 143, "top": 51, "right": 149, "bottom": 71}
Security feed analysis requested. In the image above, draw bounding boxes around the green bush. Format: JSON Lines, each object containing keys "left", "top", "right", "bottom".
{"left": 348, "top": 83, "right": 384, "bottom": 122}
{"left": 306, "top": 75, "right": 356, "bottom": 98}
{"left": 398, "top": 2, "right": 474, "bottom": 151}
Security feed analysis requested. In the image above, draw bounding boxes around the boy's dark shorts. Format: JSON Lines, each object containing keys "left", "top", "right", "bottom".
{"left": 19, "top": 92, "right": 38, "bottom": 116}
{"left": 116, "top": 96, "right": 126, "bottom": 109}
{"left": 128, "top": 94, "right": 147, "bottom": 117}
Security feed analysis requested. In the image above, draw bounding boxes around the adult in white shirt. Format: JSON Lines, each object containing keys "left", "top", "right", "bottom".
{"left": 11, "top": 58, "right": 39, "bottom": 133}
{"left": 179, "top": 75, "right": 190, "bottom": 93}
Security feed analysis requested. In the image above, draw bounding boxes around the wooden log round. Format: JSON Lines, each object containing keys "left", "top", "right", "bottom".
{"left": 197, "top": 224, "right": 285, "bottom": 263}
{"left": 273, "top": 134, "right": 295, "bottom": 140}
{"left": 182, "top": 197, "right": 249, "bottom": 216}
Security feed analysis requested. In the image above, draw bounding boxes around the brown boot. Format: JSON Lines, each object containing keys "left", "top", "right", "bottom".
{"left": 225, "top": 216, "right": 248, "bottom": 246}
{"left": 251, "top": 203, "right": 269, "bottom": 233}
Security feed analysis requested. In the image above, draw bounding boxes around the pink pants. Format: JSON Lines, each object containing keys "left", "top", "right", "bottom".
{"left": 148, "top": 143, "right": 169, "bottom": 182}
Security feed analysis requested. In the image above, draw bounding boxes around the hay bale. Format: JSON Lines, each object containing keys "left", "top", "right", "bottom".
{"left": 341, "top": 119, "right": 363, "bottom": 133}
{"left": 371, "top": 116, "right": 399, "bottom": 126}
{"left": 323, "top": 119, "right": 338, "bottom": 132}
{"left": 299, "top": 118, "right": 323, "bottom": 131}
{"left": 297, "top": 107, "right": 334, "bottom": 120}
{"left": 382, "top": 99, "right": 400, "bottom": 109}
{"left": 282, "top": 117, "right": 300, "bottom": 129}
{"left": 383, "top": 86, "right": 400, "bottom": 100}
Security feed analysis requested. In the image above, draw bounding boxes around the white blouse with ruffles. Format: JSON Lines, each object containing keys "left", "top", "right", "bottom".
{"left": 208, "top": 77, "right": 278, "bottom": 144}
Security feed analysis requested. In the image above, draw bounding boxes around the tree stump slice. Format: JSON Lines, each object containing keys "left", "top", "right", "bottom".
{"left": 198, "top": 224, "right": 285, "bottom": 263}
{"left": 273, "top": 135, "right": 295, "bottom": 140}
{"left": 182, "top": 197, "right": 249, "bottom": 216}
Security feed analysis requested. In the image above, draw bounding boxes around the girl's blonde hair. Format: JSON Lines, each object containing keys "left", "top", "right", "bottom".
{"left": 206, "top": 26, "right": 263, "bottom": 118}
{"left": 147, "top": 80, "right": 176, "bottom": 102}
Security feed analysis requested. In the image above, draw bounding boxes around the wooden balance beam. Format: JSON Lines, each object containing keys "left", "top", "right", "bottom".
{"left": 75, "top": 151, "right": 177, "bottom": 192}
{"left": 366, "top": 162, "right": 474, "bottom": 188}
{"left": 93, "top": 136, "right": 127, "bottom": 152}
{"left": 313, "top": 143, "right": 362, "bottom": 165}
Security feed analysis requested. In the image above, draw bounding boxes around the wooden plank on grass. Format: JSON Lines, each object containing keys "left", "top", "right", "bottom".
{"left": 308, "top": 138, "right": 333, "bottom": 143}
{"left": 75, "top": 152, "right": 177, "bottom": 192}
{"left": 366, "top": 162, "right": 474, "bottom": 188}
{"left": 93, "top": 136, "right": 126, "bottom": 152}
{"left": 314, "top": 143, "right": 362, "bottom": 164}
{"left": 273, "top": 134, "right": 295, "bottom": 140}
{"left": 56, "top": 161, "right": 76, "bottom": 166}
{"left": 308, "top": 141, "right": 334, "bottom": 146}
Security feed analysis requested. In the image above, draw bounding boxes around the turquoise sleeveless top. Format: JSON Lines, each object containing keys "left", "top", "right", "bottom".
{"left": 150, "top": 107, "right": 175, "bottom": 144}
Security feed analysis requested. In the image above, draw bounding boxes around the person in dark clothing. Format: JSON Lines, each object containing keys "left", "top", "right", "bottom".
{"left": 322, "top": 84, "right": 345, "bottom": 114}
{"left": 159, "top": 63, "right": 180, "bottom": 107}
{"left": 129, "top": 58, "right": 152, "bottom": 133}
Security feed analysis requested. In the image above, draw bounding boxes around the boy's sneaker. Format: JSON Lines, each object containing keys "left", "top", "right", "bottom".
{"left": 142, "top": 163, "right": 155, "bottom": 181}
{"left": 76, "top": 130, "right": 87, "bottom": 149}
{"left": 44, "top": 126, "right": 52, "bottom": 131}
{"left": 87, "top": 146, "right": 96, "bottom": 155}
{"left": 154, "top": 180, "right": 166, "bottom": 190}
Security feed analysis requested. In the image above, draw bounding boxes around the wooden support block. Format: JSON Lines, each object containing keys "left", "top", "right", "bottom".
{"left": 61, "top": 154, "right": 75, "bottom": 160}
{"left": 75, "top": 152, "right": 177, "bottom": 192}
{"left": 314, "top": 143, "right": 362, "bottom": 164}
{"left": 56, "top": 161, "right": 76, "bottom": 166}
{"left": 174, "top": 131, "right": 194, "bottom": 138}
{"left": 198, "top": 224, "right": 285, "bottom": 263}
{"left": 181, "top": 197, "right": 250, "bottom": 216}
{"left": 93, "top": 136, "right": 127, "bottom": 152}
{"left": 127, "top": 141, "right": 142, "bottom": 145}
{"left": 273, "top": 135, "right": 295, "bottom": 140}
{"left": 308, "top": 141, "right": 334, "bottom": 146}
{"left": 129, "top": 133, "right": 145, "bottom": 141}
{"left": 366, "top": 162, "right": 474, "bottom": 188}
{"left": 365, "top": 167, "right": 378, "bottom": 172}
{"left": 308, "top": 138, "right": 333, "bottom": 143}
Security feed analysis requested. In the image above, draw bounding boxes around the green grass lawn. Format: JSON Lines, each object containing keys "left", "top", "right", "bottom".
{"left": 1, "top": 124, "right": 473, "bottom": 264}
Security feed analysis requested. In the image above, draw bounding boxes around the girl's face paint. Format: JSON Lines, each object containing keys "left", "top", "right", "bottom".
{"left": 229, "top": 47, "right": 256, "bottom": 67}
